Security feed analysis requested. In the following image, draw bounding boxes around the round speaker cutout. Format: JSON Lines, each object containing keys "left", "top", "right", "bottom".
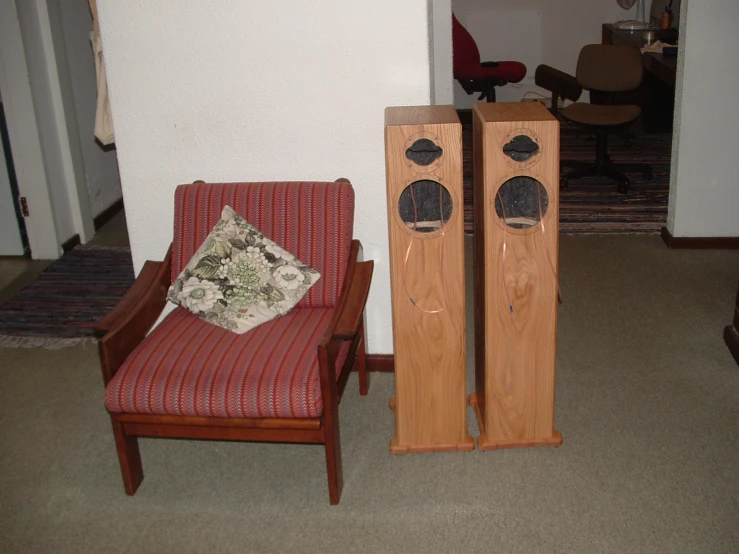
{"left": 398, "top": 180, "right": 453, "bottom": 234}
{"left": 493, "top": 177, "right": 549, "bottom": 229}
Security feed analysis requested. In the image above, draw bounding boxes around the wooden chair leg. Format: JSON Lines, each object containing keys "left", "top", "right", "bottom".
{"left": 323, "top": 410, "right": 344, "bottom": 505}
{"left": 111, "top": 416, "right": 143, "bottom": 495}
{"left": 357, "top": 321, "right": 369, "bottom": 396}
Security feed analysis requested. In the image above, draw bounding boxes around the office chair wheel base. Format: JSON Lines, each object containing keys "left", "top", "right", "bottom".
{"left": 614, "top": 163, "right": 653, "bottom": 183}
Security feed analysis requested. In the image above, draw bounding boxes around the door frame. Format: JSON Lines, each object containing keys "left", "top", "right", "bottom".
{"left": 0, "top": 0, "right": 97, "bottom": 260}
{"left": 0, "top": 98, "right": 30, "bottom": 256}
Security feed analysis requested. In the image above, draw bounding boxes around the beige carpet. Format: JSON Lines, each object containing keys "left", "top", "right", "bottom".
{"left": 1, "top": 234, "right": 738, "bottom": 553}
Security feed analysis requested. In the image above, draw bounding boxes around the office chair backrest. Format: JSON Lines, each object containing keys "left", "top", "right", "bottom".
{"left": 576, "top": 44, "right": 643, "bottom": 92}
{"left": 452, "top": 13, "right": 481, "bottom": 73}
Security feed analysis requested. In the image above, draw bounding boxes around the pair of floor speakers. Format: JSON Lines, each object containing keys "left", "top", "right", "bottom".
{"left": 385, "top": 102, "right": 562, "bottom": 453}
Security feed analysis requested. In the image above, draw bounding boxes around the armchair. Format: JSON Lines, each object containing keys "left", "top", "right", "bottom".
{"left": 95, "top": 180, "right": 373, "bottom": 505}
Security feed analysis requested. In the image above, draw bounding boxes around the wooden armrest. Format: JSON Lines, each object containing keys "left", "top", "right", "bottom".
{"left": 320, "top": 240, "right": 371, "bottom": 348}
{"left": 93, "top": 256, "right": 167, "bottom": 338}
{"left": 334, "top": 260, "right": 373, "bottom": 339}
{"left": 98, "top": 245, "right": 172, "bottom": 384}
{"left": 317, "top": 239, "right": 373, "bottom": 408}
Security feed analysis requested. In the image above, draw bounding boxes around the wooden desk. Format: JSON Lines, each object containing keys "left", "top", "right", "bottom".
{"left": 602, "top": 23, "right": 676, "bottom": 132}
{"left": 602, "top": 24, "right": 677, "bottom": 87}
{"left": 643, "top": 51, "right": 677, "bottom": 89}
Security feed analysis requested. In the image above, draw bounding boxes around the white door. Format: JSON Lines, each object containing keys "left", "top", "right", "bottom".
{"left": 0, "top": 99, "right": 25, "bottom": 256}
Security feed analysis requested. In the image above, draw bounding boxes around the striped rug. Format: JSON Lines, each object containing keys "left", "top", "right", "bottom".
{"left": 462, "top": 119, "right": 672, "bottom": 234}
{"left": 0, "top": 245, "right": 134, "bottom": 348}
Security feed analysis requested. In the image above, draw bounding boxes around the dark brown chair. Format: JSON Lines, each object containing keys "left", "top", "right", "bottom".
{"left": 540, "top": 44, "right": 653, "bottom": 194}
{"left": 94, "top": 180, "right": 373, "bottom": 505}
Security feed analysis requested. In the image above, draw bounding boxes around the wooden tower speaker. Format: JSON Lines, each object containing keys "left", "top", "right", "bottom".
{"left": 470, "top": 102, "right": 563, "bottom": 450}
{"left": 384, "top": 105, "right": 473, "bottom": 454}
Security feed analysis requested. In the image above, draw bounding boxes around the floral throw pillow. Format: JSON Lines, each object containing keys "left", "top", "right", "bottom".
{"left": 167, "top": 205, "right": 321, "bottom": 334}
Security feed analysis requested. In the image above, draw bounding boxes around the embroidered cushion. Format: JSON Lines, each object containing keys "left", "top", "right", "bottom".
{"left": 167, "top": 205, "right": 320, "bottom": 334}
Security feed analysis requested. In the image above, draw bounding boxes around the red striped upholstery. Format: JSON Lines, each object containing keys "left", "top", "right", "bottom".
{"left": 172, "top": 182, "right": 354, "bottom": 309}
{"left": 106, "top": 307, "right": 351, "bottom": 419}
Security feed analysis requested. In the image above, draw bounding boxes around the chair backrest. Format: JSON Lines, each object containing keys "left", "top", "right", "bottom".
{"left": 452, "top": 13, "right": 481, "bottom": 75}
{"left": 172, "top": 181, "right": 354, "bottom": 309}
{"left": 576, "top": 44, "right": 644, "bottom": 92}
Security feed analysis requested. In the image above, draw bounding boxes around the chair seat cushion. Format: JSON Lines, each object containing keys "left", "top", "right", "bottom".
{"left": 455, "top": 61, "right": 527, "bottom": 83}
{"left": 105, "top": 307, "right": 351, "bottom": 419}
{"left": 562, "top": 102, "right": 641, "bottom": 127}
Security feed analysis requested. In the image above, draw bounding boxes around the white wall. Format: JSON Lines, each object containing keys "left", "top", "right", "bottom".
{"left": 57, "top": 0, "right": 121, "bottom": 217}
{"left": 452, "top": 0, "right": 633, "bottom": 106}
{"left": 667, "top": 0, "right": 739, "bottom": 238}
{"left": 430, "top": 0, "right": 454, "bottom": 104}
{"left": 97, "top": 0, "right": 433, "bottom": 354}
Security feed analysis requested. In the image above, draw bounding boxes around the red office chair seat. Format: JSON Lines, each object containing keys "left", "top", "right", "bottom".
{"left": 454, "top": 61, "right": 527, "bottom": 84}
{"left": 452, "top": 13, "right": 527, "bottom": 102}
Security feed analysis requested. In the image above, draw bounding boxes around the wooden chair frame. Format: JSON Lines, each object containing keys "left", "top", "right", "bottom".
{"left": 95, "top": 239, "right": 373, "bottom": 505}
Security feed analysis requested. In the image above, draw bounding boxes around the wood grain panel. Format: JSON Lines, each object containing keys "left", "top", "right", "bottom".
{"left": 385, "top": 106, "right": 473, "bottom": 453}
{"left": 471, "top": 102, "right": 563, "bottom": 450}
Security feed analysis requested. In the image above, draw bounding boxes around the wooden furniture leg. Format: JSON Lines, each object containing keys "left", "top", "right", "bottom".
{"left": 111, "top": 417, "right": 143, "bottom": 495}
{"left": 357, "top": 321, "right": 369, "bottom": 396}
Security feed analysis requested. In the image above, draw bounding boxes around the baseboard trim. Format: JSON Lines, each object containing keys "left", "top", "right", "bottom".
{"left": 61, "top": 234, "right": 80, "bottom": 253}
{"left": 661, "top": 227, "right": 739, "bottom": 249}
{"left": 60, "top": 198, "right": 124, "bottom": 254}
{"left": 366, "top": 354, "right": 394, "bottom": 372}
{"left": 94, "top": 199, "right": 124, "bottom": 231}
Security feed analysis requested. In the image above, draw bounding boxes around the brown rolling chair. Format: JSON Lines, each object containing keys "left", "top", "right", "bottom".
{"left": 540, "top": 44, "right": 653, "bottom": 194}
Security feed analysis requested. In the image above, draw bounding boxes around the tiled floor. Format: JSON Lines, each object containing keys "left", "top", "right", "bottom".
{"left": 88, "top": 210, "right": 130, "bottom": 249}
{"left": 0, "top": 258, "right": 35, "bottom": 289}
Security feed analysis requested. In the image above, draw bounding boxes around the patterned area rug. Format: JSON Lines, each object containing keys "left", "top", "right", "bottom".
{"left": 0, "top": 245, "right": 134, "bottom": 348}
{"left": 462, "top": 119, "right": 672, "bottom": 234}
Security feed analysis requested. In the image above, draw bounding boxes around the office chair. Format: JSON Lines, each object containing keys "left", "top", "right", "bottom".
{"left": 546, "top": 44, "right": 653, "bottom": 194}
{"left": 452, "top": 14, "right": 526, "bottom": 102}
